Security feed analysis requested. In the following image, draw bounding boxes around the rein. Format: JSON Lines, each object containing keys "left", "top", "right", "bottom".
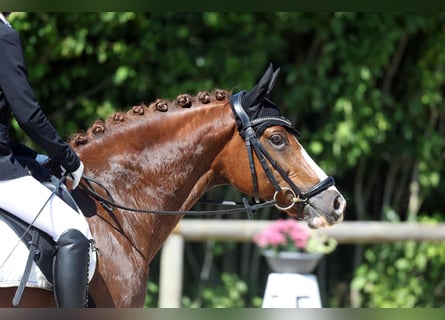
{"left": 79, "top": 176, "right": 276, "bottom": 219}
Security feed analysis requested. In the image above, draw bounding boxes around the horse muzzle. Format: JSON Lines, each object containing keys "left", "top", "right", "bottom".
{"left": 303, "top": 189, "right": 346, "bottom": 229}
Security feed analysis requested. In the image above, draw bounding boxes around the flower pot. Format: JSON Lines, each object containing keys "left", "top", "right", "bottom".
{"left": 263, "top": 250, "right": 323, "bottom": 274}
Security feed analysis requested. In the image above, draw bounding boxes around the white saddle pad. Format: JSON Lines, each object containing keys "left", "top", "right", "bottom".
{"left": 0, "top": 220, "right": 96, "bottom": 291}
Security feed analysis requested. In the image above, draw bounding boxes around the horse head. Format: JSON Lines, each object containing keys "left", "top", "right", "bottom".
{"left": 222, "top": 64, "right": 346, "bottom": 228}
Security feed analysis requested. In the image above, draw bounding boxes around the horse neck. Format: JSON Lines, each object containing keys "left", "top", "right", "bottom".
{"left": 77, "top": 102, "right": 235, "bottom": 259}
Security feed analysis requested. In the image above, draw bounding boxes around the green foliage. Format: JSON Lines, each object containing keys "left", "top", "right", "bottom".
{"left": 182, "top": 273, "right": 261, "bottom": 308}
{"left": 306, "top": 233, "right": 338, "bottom": 254}
{"left": 351, "top": 216, "right": 445, "bottom": 307}
{"left": 144, "top": 281, "right": 159, "bottom": 308}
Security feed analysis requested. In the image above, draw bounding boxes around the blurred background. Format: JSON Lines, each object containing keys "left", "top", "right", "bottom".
{"left": 7, "top": 12, "right": 445, "bottom": 307}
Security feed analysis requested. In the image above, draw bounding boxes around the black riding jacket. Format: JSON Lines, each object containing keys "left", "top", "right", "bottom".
{"left": 0, "top": 20, "right": 80, "bottom": 180}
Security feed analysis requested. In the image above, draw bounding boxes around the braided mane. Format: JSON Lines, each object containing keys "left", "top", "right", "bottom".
{"left": 69, "top": 89, "right": 231, "bottom": 149}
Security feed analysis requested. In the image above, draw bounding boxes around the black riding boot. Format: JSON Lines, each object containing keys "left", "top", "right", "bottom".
{"left": 53, "top": 229, "right": 90, "bottom": 308}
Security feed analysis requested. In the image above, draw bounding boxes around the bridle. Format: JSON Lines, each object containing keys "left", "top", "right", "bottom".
{"left": 79, "top": 91, "right": 335, "bottom": 218}
{"left": 230, "top": 91, "right": 335, "bottom": 210}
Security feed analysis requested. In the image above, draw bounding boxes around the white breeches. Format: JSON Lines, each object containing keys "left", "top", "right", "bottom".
{"left": 0, "top": 176, "right": 91, "bottom": 242}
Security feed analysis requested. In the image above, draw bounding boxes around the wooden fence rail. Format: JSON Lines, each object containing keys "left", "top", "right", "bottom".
{"left": 159, "top": 220, "right": 445, "bottom": 307}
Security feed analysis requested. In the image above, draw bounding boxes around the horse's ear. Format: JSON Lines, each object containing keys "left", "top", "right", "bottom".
{"left": 267, "top": 67, "right": 280, "bottom": 96}
{"left": 242, "top": 64, "right": 275, "bottom": 111}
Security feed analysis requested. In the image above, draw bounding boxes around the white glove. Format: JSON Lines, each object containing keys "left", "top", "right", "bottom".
{"left": 64, "top": 161, "right": 84, "bottom": 189}
{"left": 35, "top": 153, "right": 49, "bottom": 165}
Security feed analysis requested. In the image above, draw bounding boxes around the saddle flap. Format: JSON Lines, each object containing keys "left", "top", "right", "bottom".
{"left": 0, "top": 210, "right": 56, "bottom": 283}
{"left": 0, "top": 212, "right": 97, "bottom": 291}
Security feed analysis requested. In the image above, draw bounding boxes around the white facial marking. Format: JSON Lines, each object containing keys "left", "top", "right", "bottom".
{"left": 300, "top": 145, "right": 338, "bottom": 192}
{"left": 300, "top": 146, "right": 327, "bottom": 180}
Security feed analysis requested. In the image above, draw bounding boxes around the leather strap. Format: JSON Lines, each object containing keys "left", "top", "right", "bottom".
{"left": 12, "top": 230, "right": 40, "bottom": 307}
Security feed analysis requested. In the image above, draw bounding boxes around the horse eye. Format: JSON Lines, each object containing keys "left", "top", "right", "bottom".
{"left": 270, "top": 134, "right": 285, "bottom": 146}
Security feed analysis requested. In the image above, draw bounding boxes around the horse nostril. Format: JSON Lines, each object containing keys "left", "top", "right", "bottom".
{"left": 333, "top": 195, "right": 345, "bottom": 213}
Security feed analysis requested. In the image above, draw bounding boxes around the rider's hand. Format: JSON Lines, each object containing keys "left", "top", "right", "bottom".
{"left": 62, "top": 161, "right": 84, "bottom": 189}
{"left": 35, "top": 153, "right": 49, "bottom": 165}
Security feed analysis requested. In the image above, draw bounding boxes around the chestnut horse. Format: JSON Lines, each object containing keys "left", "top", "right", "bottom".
{"left": 0, "top": 65, "right": 346, "bottom": 307}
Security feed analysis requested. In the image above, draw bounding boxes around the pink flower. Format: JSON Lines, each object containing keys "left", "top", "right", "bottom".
{"left": 253, "top": 219, "right": 311, "bottom": 252}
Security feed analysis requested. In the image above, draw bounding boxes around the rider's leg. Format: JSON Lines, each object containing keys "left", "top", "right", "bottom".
{"left": 0, "top": 175, "right": 92, "bottom": 307}
{"left": 0, "top": 176, "right": 91, "bottom": 240}
{"left": 53, "top": 228, "right": 90, "bottom": 307}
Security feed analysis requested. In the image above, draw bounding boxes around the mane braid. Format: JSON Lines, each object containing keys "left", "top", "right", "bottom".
{"left": 69, "top": 89, "right": 231, "bottom": 149}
